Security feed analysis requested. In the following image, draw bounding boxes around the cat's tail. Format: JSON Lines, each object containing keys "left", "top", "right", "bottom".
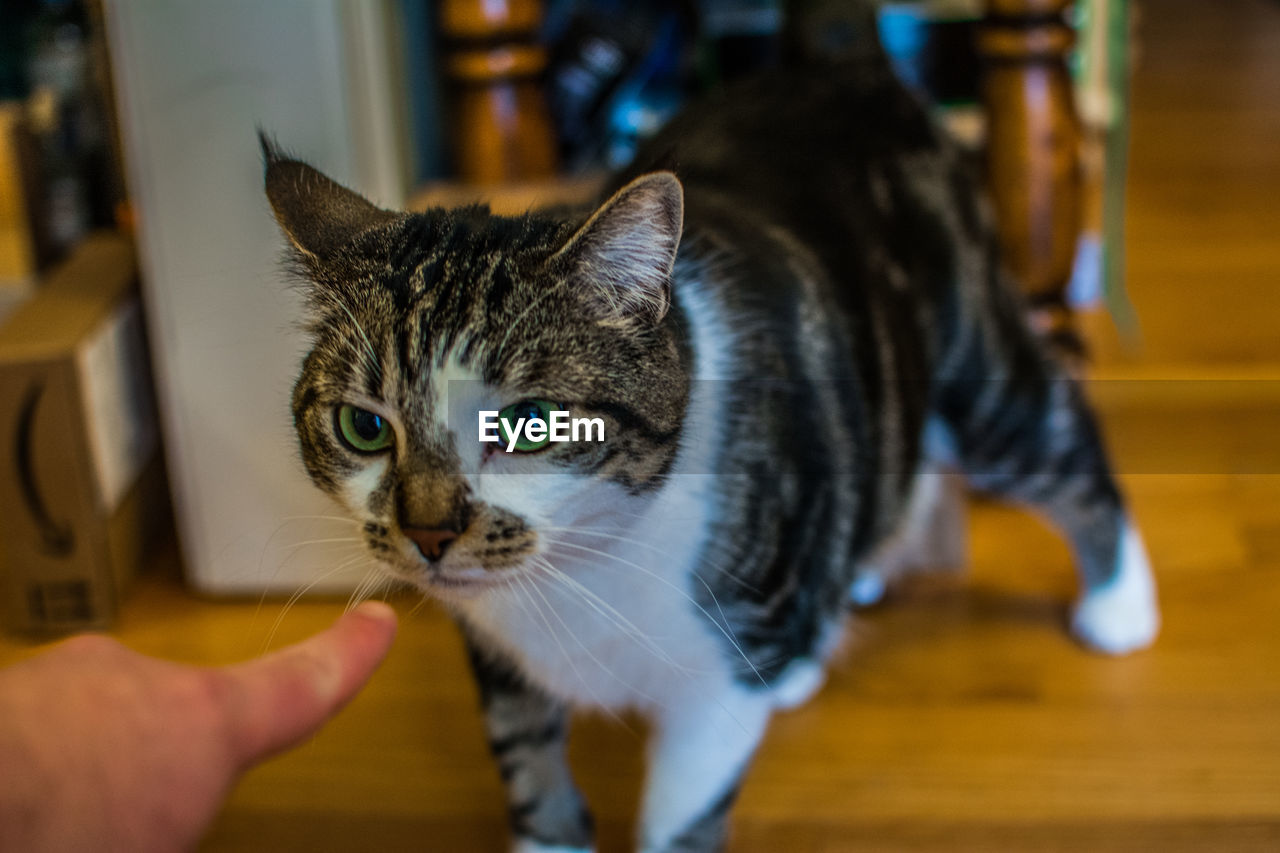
{"left": 782, "top": 0, "right": 891, "bottom": 70}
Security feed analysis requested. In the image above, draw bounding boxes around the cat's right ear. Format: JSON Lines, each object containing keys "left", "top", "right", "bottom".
{"left": 550, "top": 171, "right": 684, "bottom": 326}
{"left": 259, "top": 132, "right": 397, "bottom": 262}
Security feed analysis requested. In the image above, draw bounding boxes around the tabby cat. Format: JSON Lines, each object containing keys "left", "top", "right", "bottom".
{"left": 264, "top": 49, "right": 1158, "bottom": 853}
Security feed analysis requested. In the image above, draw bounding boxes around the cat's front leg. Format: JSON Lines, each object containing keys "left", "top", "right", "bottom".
{"left": 638, "top": 684, "right": 773, "bottom": 853}
{"left": 463, "top": 632, "right": 594, "bottom": 853}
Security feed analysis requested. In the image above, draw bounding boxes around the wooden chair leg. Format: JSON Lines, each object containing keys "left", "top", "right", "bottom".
{"left": 439, "top": 0, "right": 559, "bottom": 185}
{"left": 978, "top": 0, "right": 1083, "bottom": 357}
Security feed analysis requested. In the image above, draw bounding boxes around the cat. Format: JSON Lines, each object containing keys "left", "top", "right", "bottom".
{"left": 262, "top": 51, "right": 1159, "bottom": 853}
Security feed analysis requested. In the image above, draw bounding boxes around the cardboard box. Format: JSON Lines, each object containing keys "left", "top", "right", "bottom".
{"left": 0, "top": 232, "right": 167, "bottom": 635}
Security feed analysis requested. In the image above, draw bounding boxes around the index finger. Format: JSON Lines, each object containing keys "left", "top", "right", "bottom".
{"left": 218, "top": 601, "right": 397, "bottom": 768}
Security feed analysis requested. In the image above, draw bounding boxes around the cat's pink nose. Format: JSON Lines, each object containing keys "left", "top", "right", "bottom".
{"left": 403, "top": 526, "right": 459, "bottom": 562}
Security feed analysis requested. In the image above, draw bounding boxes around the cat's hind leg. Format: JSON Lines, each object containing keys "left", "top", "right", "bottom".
{"left": 849, "top": 455, "right": 968, "bottom": 607}
{"left": 462, "top": 633, "right": 595, "bottom": 853}
{"left": 943, "top": 371, "right": 1159, "bottom": 654}
{"left": 1068, "top": 517, "right": 1158, "bottom": 654}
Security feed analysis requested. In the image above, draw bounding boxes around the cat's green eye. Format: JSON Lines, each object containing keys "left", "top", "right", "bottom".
{"left": 499, "top": 399, "right": 559, "bottom": 453}
{"left": 336, "top": 404, "right": 393, "bottom": 453}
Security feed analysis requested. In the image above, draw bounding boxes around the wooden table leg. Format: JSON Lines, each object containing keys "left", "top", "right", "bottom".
{"left": 979, "top": 0, "right": 1083, "bottom": 358}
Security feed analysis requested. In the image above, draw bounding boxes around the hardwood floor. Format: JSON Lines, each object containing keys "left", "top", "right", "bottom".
{"left": 1084, "top": 0, "right": 1280, "bottom": 367}
{"left": 70, "top": 460, "right": 1278, "bottom": 852}
{"left": 3, "top": 0, "right": 1279, "bottom": 849}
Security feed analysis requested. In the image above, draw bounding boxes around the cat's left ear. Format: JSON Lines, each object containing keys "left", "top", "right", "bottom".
{"left": 260, "top": 132, "right": 398, "bottom": 262}
{"left": 551, "top": 172, "right": 684, "bottom": 325}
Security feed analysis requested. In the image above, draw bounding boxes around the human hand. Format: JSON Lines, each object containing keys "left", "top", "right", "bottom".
{"left": 0, "top": 601, "right": 397, "bottom": 852}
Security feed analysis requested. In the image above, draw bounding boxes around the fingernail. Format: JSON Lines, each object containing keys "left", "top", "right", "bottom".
{"left": 351, "top": 600, "right": 397, "bottom": 627}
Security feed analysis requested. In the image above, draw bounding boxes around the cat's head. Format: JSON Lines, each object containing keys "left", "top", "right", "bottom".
{"left": 262, "top": 138, "right": 689, "bottom": 599}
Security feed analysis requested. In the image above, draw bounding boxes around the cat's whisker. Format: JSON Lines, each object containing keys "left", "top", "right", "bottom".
{"left": 531, "top": 563, "right": 677, "bottom": 661}
{"left": 250, "top": 516, "right": 365, "bottom": 633}
{"left": 345, "top": 565, "right": 392, "bottom": 614}
{"left": 267, "top": 548, "right": 368, "bottom": 614}
{"left": 500, "top": 573, "right": 637, "bottom": 729}
{"left": 252, "top": 536, "right": 367, "bottom": 625}
{"left": 261, "top": 540, "right": 366, "bottom": 607}
{"left": 527, "top": 558, "right": 750, "bottom": 734}
{"left": 540, "top": 536, "right": 769, "bottom": 689}
{"left": 532, "top": 557, "right": 763, "bottom": 679}
{"left": 535, "top": 565, "right": 733, "bottom": 689}
{"left": 519, "top": 567, "right": 657, "bottom": 720}
{"left": 510, "top": 572, "right": 631, "bottom": 730}
{"left": 343, "top": 570, "right": 372, "bottom": 614}
{"left": 406, "top": 591, "right": 434, "bottom": 619}
{"left": 275, "top": 514, "right": 363, "bottom": 525}
{"left": 528, "top": 557, "right": 696, "bottom": 675}
{"left": 258, "top": 519, "right": 362, "bottom": 567}
{"left": 270, "top": 536, "right": 365, "bottom": 553}
{"left": 263, "top": 552, "right": 376, "bottom": 653}
{"left": 538, "top": 525, "right": 760, "bottom": 594}
{"left": 359, "top": 572, "right": 390, "bottom": 610}
{"left": 538, "top": 525, "right": 676, "bottom": 555}
{"left": 348, "top": 568, "right": 386, "bottom": 614}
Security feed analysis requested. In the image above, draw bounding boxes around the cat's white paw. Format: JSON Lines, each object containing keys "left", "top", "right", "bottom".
{"left": 770, "top": 658, "right": 826, "bottom": 710}
{"left": 1071, "top": 524, "right": 1160, "bottom": 655}
{"left": 848, "top": 570, "right": 887, "bottom": 608}
{"left": 512, "top": 840, "right": 593, "bottom": 853}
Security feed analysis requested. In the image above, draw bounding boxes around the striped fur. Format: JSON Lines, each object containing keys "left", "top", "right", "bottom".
{"left": 266, "top": 56, "right": 1157, "bottom": 853}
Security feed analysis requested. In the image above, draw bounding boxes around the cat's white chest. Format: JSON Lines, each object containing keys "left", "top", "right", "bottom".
{"left": 456, "top": 482, "right": 734, "bottom": 711}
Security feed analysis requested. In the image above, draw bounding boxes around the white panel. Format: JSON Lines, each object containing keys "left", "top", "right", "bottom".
{"left": 75, "top": 297, "right": 158, "bottom": 514}
{"left": 341, "top": 0, "right": 410, "bottom": 208}
{"left": 105, "top": 0, "right": 402, "bottom": 594}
